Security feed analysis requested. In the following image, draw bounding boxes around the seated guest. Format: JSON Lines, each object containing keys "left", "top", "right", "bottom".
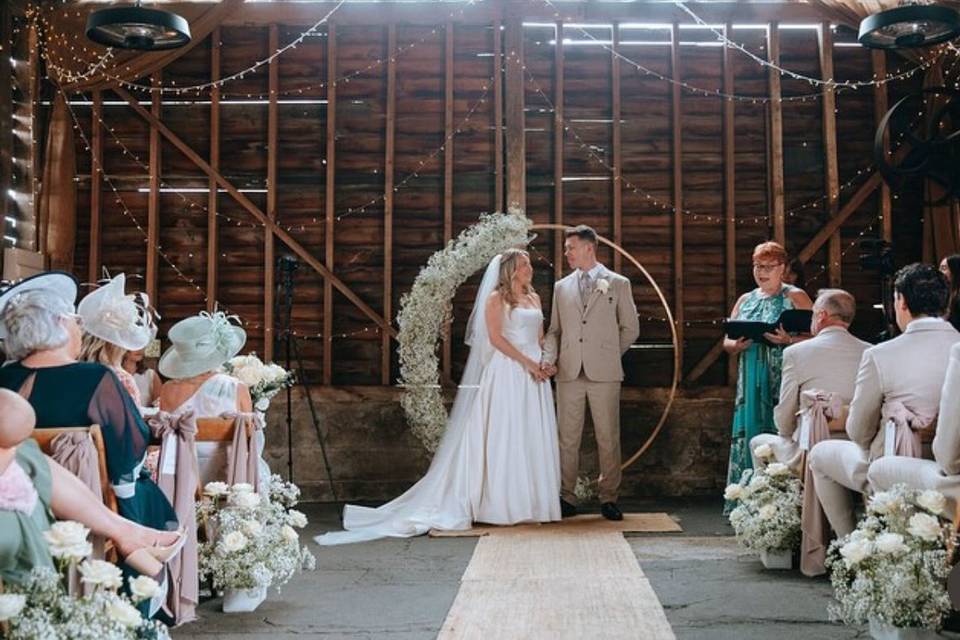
{"left": 868, "top": 340, "right": 960, "bottom": 512}
{"left": 124, "top": 347, "right": 161, "bottom": 409}
{"left": 158, "top": 312, "right": 252, "bottom": 485}
{"left": 0, "top": 272, "right": 178, "bottom": 534}
{"left": 750, "top": 289, "right": 869, "bottom": 472}
{"left": 809, "top": 263, "right": 960, "bottom": 537}
{"left": 940, "top": 254, "right": 960, "bottom": 332}
{"left": 77, "top": 274, "right": 157, "bottom": 408}
{"left": 0, "top": 388, "right": 182, "bottom": 586}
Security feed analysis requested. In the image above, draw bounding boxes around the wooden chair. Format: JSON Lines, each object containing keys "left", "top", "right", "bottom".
{"left": 194, "top": 416, "right": 248, "bottom": 499}
{"left": 31, "top": 424, "right": 118, "bottom": 514}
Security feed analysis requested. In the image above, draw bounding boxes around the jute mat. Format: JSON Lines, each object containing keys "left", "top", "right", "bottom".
{"left": 437, "top": 527, "right": 677, "bottom": 639}
{"left": 428, "top": 512, "right": 681, "bottom": 538}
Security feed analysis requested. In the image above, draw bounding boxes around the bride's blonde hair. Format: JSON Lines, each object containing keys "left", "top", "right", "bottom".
{"left": 496, "top": 249, "right": 533, "bottom": 308}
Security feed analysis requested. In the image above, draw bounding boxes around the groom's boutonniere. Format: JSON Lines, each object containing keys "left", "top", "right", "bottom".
{"left": 595, "top": 278, "right": 610, "bottom": 294}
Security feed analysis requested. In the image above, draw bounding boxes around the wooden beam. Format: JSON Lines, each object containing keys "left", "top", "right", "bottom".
{"left": 265, "top": 24, "right": 278, "bottom": 362}
{"left": 767, "top": 22, "right": 785, "bottom": 245}
{"left": 686, "top": 340, "right": 725, "bottom": 384}
{"left": 722, "top": 24, "right": 737, "bottom": 386}
{"left": 147, "top": 73, "right": 161, "bottom": 305}
{"left": 553, "top": 21, "right": 564, "bottom": 281}
{"left": 207, "top": 27, "right": 220, "bottom": 312}
{"left": 798, "top": 173, "right": 884, "bottom": 263}
{"left": 504, "top": 14, "right": 525, "bottom": 212}
{"left": 382, "top": 25, "right": 396, "bottom": 386}
{"left": 88, "top": 91, "right": 102, "bottom": 283}
{"left": 324, "top": 23, "right": 337, "bottom": 385}
{"left": 0, "top": 1, "right": 10, "bottom": 246}
{"left": 819, "top": 22, "right": 841, "bottom": 287}
{"left": 611, "top": 22, "right": 622, "bottom": 275}
{"left": 110, "top": 86, "right": 398, "bottom": 341}
{"left": 670, "top": 23, "right": 684, "bottom": 374}
{"left": 872, "top": 50, "right": 892, "bottom": 244}
{"left": 493, "top": 19, "right": 504, "bottom": 213}
{"left": 26, "top": 22, "right": 38, "bottom": 251}
{"left": 442, "top": 22, "right": 454, "bottom": 381}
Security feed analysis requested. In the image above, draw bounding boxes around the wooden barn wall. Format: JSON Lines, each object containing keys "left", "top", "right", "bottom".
{"left": 68, "top": 16, "right": 929, "bottom": 387}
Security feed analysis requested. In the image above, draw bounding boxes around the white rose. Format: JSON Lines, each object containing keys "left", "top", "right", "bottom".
{"left": 840, "top": 538, "right": 873, "bottom": 567}
{"left": 280, "top": 525, "right": 299, "bottom": 544}
{"left": 79, "top": 559, "right": 123, "bottom": 590}
{"left": 595, "top": 278, "right": 610, "bottom": 294}
{"left": 748, "top": 474, "right": 769, "bottom": 489}
{"left": 255, "top": 397, "right": 271, "bottom": 412}
{"left": 266, "top": 364, "right": 287, "bottom": 381}
{"left": 228, "top": 491, "right": 261, "bottom": 510}
{"left": 231, "top": 483, "right": 255, "bottom": 494}
{"left": 907, "top": 512, "right": 942, "bottom": 542}
{"left": 874, "top": 532, "right": 909, "bottom": 555}
{"left": 234, "top": 367, "right": 261, "bottom": 387}
{"left": 203, "top": 481, "right": 229, "bottom": 497}
{"left": 0, "top": 594, "right": 26, "bottom": 622}
{"left": 723, "top": 484, "right": 743, "bottom": 501}
{"left": 287, "top": 510, "right": 308, "bottom": 528}
{"left": 766, "top": 462, "right": 790, "bottom": 477}
{"left": 242, "top": 519, "right": 263, "bottom": 537}
{"left": 758, "top": 504, "right": 777, "bottom": 520}
{"left": 44, "top": 521, "right": 92, "bottom": 561}
{"left": 868, "top": 491, "right": 900, "bottom": 515}
{"left": 128, "top": 575, "right": 161, "bottom": 601}
{"left": 917, "top": 490, "right": 946, "bottom": 515}
{"left": 754, "top": 444, "right": 773, "bottom": 460}
{"left": 220, "top": 531, "right": 248, "bottom": 553}
{"left": 106, "top": 597, "right": 143, "bottom": 628}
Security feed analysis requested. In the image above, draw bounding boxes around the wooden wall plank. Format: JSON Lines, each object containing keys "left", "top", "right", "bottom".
{"left": 553, "top": 21, "right": 564, "bottom": 280}
{"left": 0, "top": 1, "right": 10, "bottom": 246}
{"left": 382, "top": 24, "right": 396, "bottom": 386}
{"left": 723, "top": 24, "right": 736, "bottom": 385}
{"left": 670, "top": 23, "right": 684, "bottom": 372}
{"left": 611, "top": 22, "right": 622, "bottom": 275}
{"left": 207, "top": 28, "right": 220, "bottom": 312}
{"left": 872, "top": 50, "right": 892, "bottom": 243}
{"left": 442, "top": 22, "right": 454, "bottom": 381}
{"left": 88, "top": 90, "right": 102, "bottom": 283}
{"left": 504, "top": 14, "right": 525, "bottom": 212}
{"left": 819, "top": 22, "right": 841, "bottom": 286}
{"left": 494, "top": 19, "right": 504, "bottom": 213}
{"left": 147, "top": 73, "right": 161, "bottom": 304}
{"left": 324, "top": 23, "right": 337, "bottom": 385}
{"left": 265, "top": 24, "right": 278, "bottom": 362}
{"left": 767, "top": 22, "right": 785, "bottom": 245}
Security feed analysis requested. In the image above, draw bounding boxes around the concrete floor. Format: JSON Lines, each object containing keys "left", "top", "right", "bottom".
{"left": 173, "top": 498, "right": 953, "bottom": 639}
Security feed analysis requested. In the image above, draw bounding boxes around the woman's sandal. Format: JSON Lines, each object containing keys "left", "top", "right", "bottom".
{"left": 123, "top": 528, "right": 187, "bottom": 576}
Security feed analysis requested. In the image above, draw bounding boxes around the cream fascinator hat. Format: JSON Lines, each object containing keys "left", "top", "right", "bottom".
{"left": 158, "top": 311, "right": 247, "bottom": 379}
{"left": 77, "top": 273, "right": 157, "bottom": 351}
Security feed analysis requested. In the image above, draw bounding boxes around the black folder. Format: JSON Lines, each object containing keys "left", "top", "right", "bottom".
{"left": 723, "top": 309, "right": 813, "bottom": 346}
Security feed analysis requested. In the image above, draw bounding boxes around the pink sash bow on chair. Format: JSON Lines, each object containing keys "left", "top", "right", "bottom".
{"left": 148, "top": 410, "right": 199, "bottom": 626}
{"left": 221, "top": 411, "right": 265, "bottom": 492}
{"left": 798, "top": 390, "right": 842, "bottom": 577}
{"left": 50, "top": 432, "right": 107, "bottom": 561}
{"left": 880, "top": 401, "right": 933, "bottom": 459}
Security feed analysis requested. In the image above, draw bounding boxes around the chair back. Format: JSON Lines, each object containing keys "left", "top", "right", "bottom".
{"left": 31, "top": 425, "right": 118, "bottom": 513}
{"left": 195, "top": 417, "right": 238, "bottom": 443}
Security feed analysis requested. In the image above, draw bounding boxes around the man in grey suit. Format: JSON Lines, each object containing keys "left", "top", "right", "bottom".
{"left": 809, "top": 263, "right": 960, "bottom": 536}
{"left": 542, "top": 225, "right": 640, "bottom": 521}
{"left": 750, "top": 289, "right": 870, "bottom": 472}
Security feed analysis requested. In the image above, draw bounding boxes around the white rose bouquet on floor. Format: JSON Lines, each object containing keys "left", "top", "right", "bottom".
{"left": 725, "top": 452, "right": 802, "bottom": 553}
{"left": 826, "top": 484, "right": 953, "bottom": 632}
{"left": 222, "top": 354, "right": 295, "bottom": 412}
{"left": 197, "top": 479, "right": 315, "bottom": 594}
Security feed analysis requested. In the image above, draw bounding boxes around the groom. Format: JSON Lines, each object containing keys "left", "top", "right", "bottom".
{"left": 542, "top": 225, "right": 639, "bottom": 521}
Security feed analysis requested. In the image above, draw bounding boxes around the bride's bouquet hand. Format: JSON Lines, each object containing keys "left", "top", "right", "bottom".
{"left": 525, "top": 359, "right": 548, "bottom": 383}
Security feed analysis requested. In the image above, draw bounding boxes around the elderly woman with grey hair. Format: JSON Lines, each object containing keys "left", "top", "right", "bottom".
{"left": 0, "top": 272, "right": 177, "bottom": 538}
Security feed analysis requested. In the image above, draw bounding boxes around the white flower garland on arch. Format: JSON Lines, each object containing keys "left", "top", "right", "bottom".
{"left": 397, "top": 210, "right": 532, "bottom": 452}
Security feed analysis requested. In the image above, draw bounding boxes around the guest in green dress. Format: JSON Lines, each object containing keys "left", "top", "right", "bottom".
{"left": 723, "top": 242, "right": 812, "bottom": 509}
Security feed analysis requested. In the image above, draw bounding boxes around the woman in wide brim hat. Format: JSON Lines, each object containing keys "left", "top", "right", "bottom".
{"left": 77, "top": 273, "right": 157, "bottom": 407}
{"left": 158, "top": 312, "right": 253, "bottom": 486}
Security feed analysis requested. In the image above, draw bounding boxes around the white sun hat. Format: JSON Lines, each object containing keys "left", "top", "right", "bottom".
{"left": 0, "top": 271, "right": 79, "bottom": 339}
{"left": 77, "top": 273, "right": 157, "bottom": 351}
{"left": 158, "top": 311, "right": 247, "bottom": 379}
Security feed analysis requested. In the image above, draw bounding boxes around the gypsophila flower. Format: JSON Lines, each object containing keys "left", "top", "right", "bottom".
{"left": 242, "top": 519, "right": 263, "bottom": 537}
{"left": 723, "top": 484, "right": 744, "bottom": 501}
{"left": 280, "top": 525, "right": 298, "bottom": 544}
{"left": 0, "top": 594, "right": 26, "bottom": 621}
{"left": 231, "top": 483, "right": 255, "bottom": 494}
{"left": 287, "top": 510, "right": 308, "bottom": 528}
{"left": 727, "top": 462, "right": 801, "bottom": 554}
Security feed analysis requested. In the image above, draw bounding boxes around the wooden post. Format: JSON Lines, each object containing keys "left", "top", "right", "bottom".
{"left": 872, "top": 50, "right": 892, "bottom": 244}
{"left": 324, "top": 23, "right": 337, "bottom": 385}
{"left": 207, "top": 28, "right": 221, "bottom": 311}
{"left": 553, "top": 21, "right": 564, "bottom": 280}
{"left": 504, "top": 15, "right": 525, "bottom": 212}
{"left": 611, "top": 23, "right": 622, "bottom": 275}
{"left": 0, "top": 1, "right": 10, "bottom": 244}
{"left": 382, "top": 25, "right": 396, "bottom": 385}
{"left": 670, "top": 23, "right": 685, "bottom": 373}
{"left": 767, "top": 22, "right": 785, "bottom": 245}
{"left": 27, "top": 22, "right": 39, "bottom": 250}
{"left": 265, "top": 24, "right": 279, "bottom": 362}
{"left": 147, "top": 73, "right": 161, "bottom": 305}
{"left": 88, "top": 91, "right": 103, "bottom": 283}
{"left": 723, "top": 24, "right": 737, "bottom": 386}
{"left": 819, "top": 22, "right": 841, "bottom": 286}
{"left": 493, "top": 19, "right": 504, "bottom": 214}
{"left": 442, "top": 22, "right": 454, "bottom": 380}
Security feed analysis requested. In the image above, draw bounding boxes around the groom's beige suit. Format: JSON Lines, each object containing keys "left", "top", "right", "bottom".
{"left": 543, "top": 264, "right": 639, "bottom": 504}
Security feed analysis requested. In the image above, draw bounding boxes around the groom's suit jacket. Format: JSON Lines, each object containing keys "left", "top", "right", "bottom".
{"left": 543, "top": 266, "right": 639, "bottom": 383}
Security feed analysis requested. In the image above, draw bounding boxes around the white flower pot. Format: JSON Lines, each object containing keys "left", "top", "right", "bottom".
{"left": 222, "top": 586, "right": 268, "bottom": 613}
{"left": 759, "top": 549, "right": 792, "bottom": 570}
{"left": 869, "top": 619, "right": 940, "bottom": 640}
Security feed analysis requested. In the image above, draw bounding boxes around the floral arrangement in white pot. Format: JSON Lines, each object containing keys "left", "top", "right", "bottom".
{"left": 826, "top": 484, "right": 954, "bottom": 637}
{"left": 725, "top": 447, "right": 803, "bottom": 559}
{"left": 222, "top": 354, "right": 295, "bottom": 412}
{"left": 197, "top": 477, "right": 315, "bottom": 612}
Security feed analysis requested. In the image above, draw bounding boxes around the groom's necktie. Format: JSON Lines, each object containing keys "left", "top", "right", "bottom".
{"left": 579, "top": 271, "right": 591, "bottom": 307}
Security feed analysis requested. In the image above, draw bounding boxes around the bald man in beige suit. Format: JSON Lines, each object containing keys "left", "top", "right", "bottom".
{"left": 868, "top": 341, "right": 960, "bottom": 512}
{"left": 809, "top": 264, "right": 960, "bottom": 537}
{"left": 542, "top": 225, "right": 639, "bottom": 521}
{"left": 750, "top": 289, "right": 869, "bottom": 473}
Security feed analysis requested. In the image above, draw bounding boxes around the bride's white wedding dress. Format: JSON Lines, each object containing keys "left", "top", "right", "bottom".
{"left": 315, "top": 257, "right": 561, "bottom": 545}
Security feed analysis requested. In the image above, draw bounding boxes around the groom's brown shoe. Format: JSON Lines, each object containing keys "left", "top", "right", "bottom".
{"left": 560, "top": 499, "right": 578, "bottom": 518}
{"left": 600, "top": 502, "right": 623, "bottom": 521}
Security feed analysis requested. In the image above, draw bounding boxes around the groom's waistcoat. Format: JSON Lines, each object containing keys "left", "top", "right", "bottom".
{"left": 543, "top": 268, "right": 639, "bottom": 383}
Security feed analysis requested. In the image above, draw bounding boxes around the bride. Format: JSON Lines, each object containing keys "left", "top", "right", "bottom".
{"left": 315, "top": 248, "right": 561, "bottom": 545}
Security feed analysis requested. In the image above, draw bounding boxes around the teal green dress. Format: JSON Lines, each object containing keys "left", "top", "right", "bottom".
{"left": 725, "top": 285, "right": 797, "bottom": 507}
{"left": 0, "top": 439, "right": 55, "bottom": 586}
